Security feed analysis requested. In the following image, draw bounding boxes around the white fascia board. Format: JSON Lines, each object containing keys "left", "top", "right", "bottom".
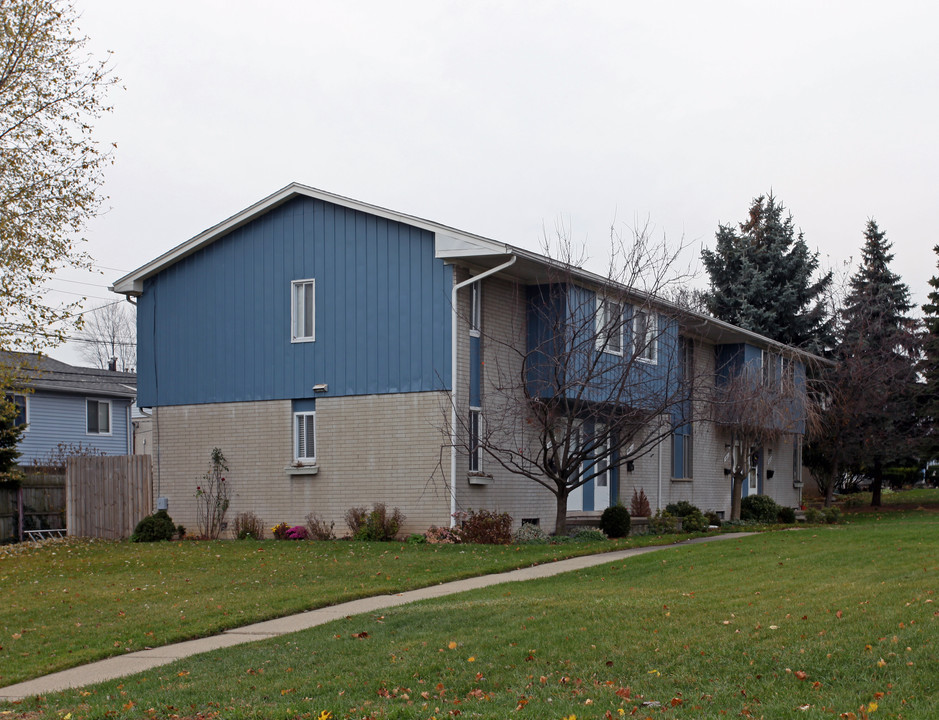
{"left": 110, "top": 182, "right": 510, "bottom": 295}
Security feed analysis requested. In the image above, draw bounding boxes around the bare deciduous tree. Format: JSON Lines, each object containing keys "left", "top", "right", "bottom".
{"left": 452, "top": 223, "right": 698, "bottom": 534}
{"left": 78, "top": 301, "right": 135, "bottom": 371}
{"left": 710, "top": 353, "right": 815, "bottom": 519}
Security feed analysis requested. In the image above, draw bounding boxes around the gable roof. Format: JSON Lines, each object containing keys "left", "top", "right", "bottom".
{"left": 111, "top": 182, "right": 826, "bottom": 363}
{"left": 1, "top": 352, "right": 137, "bottom": 399}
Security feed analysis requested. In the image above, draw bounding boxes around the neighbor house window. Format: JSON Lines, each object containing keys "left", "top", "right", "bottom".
{"left": 468, "top": 407, "right": 481, "bottom": 472}
{"left": 294, "top": 412, "right": 316, "bottom": 463}
{"left": 5, "top": 394, "right": 27, "bottom": 429}
{"left": 595, "top": 296, "right": 623, "bottom": 354}
{"left": 291, "top": 279, "right": 315, "bottom": 342}
{"left": 633, "top": 308, "right": 657, "bottom": 363}
{"left": 86, "top": 399, "right": 111, "bottom": 435}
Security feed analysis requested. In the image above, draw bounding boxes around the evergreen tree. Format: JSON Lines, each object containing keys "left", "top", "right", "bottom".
{"left": 918, "top": 245, "right": 939, "bottom": 465}
{"left": 0, "top": 396, "right": 24, "bottom": 477}
{"left": 702, "top": 194, "right": 834, "bottom": 353}
{"left": 837, "top": 220, "right": 919, "bottom": 506}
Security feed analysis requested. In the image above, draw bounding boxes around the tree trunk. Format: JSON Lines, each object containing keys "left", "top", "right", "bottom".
{"left": 730, "top": 473, "right": 742, "bottom": 521}
{"left": 871, "top": 456, "right": 883, "bottom": 507}
{"left": 824, "top": 461, "right": 839, "bottom": 508}
{"left": 555, "top": 491, "right": 568, "bottom": 536}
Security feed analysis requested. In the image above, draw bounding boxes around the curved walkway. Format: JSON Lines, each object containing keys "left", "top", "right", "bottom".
{"left": 0, "top": 533, "right": 753, "bottom": 701}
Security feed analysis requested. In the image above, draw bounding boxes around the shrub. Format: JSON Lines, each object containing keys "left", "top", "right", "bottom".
{"left": 665, "top": 500, "right": 700, "bottom": 517}
{"left": 406, "top": 533, "right": 426, "bottom": 544}
{"left": 305, "top": 513, "right": 336, "bottom": 540}
{"left": 347, "top": 503, "right": 405, "bottom": 541}
{"left": 804, "top": 507, "right": 824, "bottom": 523}
{"left": 233, "top": 512, "right": 265, "bottom": 540}
{"left": 424, "top": 525, "right": 461, "bottom": 544}
{"left": 740, "top": 494, "right": 781, "bottom": 523}
{"left": 599, "top": 503, "right": 631, "bottom": 538}
{"left": 824, "top": 507, "right": 841, "bottom": 524}
{"left": 777, "top": 506, "right": 797, "bottom": 524}
{"left": 195, "top": 447, "right": 230, "bottom": 539}
{"left": 704, "top": 510, "right": 722, "bottom": 528}
{"left": 649, "top": 509, "right": 678, "bottom": 534}
{"left": 513, "top": 523, "right": 549, "bottom": 544}
{"left": 680, "top": 509, "right": 709, "bottom": 533}
{"left": 630, "top": 488, "right": 652, "bottom": 517}
{"left": 176, "top": 524, "right": 186, "bottom": 538}
{"left": 285, "top": 525, "right": 308, "bottom": 540}
{"left": 455, "top": 509, "right": 512, "bottom": 544}
{"left": 344, "top": 506, "right": 369, "bottom": 536}
{"left": 568, "top": 527, "right": 607, "bottom": 542}
{"left": 271, "top": 522, "right": 290, "bottom": 540}
{"left": 131, "top": 510, "right": 176, "bottom": 542}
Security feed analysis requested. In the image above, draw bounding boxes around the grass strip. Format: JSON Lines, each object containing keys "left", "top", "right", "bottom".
{"left": 0, "top": 532, "right": 708, "bottom": 686}
{"left": 5, "top": 512, "right": 938, "bottom": 719}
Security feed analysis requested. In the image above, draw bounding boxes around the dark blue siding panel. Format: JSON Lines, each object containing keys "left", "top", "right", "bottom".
{"left": 137, "top": 197, "right": 453, "bottom": 407}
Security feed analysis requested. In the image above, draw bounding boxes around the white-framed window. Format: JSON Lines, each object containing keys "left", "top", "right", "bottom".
{"left": 793, "top": 436, "right": 803, "bottom": 485}
{"left": 294, "top": 411, "right": 316, "bottom": 463}
{"left": 5, "top": 393, "right": 28, "bottom": 430}
{"left": 761, "top": 350, "right": 778, "bottom": 387}
{"left": 595, "top": 296, "right": 623, "bottom": 355}
{"left": 468, "top": 407, "right": 481, "bottom": 472}
{"left": 291, "top": 279, "right": 315, "bottom": 342}
{"left": 470, "top": 282, "right": 481, "bottom": 337}
{"left": 633, "top": 308, "right": 657, "bottom": 363}
{"left": 86, "top": 399, "right": 111, "bottom": 435}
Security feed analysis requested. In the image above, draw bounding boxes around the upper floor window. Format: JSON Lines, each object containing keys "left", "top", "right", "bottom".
{"left": 5, "top": 394, "right": 27, "bottom": 429}
{"left": 291, "top": 279, "right": 315, "bottom": 342}
{"left": 761, "top": 350, "right": 778, "bottom": 387}
{"left": 633, "top": 308, "right": 657, "bottom": 363}
{"left": 595, "top": 296, "right": 623, "bottom": 355}
{"left": 470, "top": 282, "right": 481, "bottom": 336}
{"left": 87, "top": 399, "right": 111, "bottom": 435}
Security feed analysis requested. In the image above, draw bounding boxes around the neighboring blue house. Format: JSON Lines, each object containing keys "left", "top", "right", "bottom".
{"left": 112, "top": 183, "right": 814, "bottom": 534}
{"left": 2, "top": 353, "right": 136, "bottom": 465}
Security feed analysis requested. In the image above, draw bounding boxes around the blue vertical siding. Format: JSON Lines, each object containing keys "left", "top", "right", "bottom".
{"left": 16, "top": 392, "right": 131, "bottom": 463}
{"left": 137, "top": 197, "right": 453, "bottom": 407}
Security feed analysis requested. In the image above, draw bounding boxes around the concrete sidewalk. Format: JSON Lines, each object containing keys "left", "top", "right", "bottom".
{"left": 0, "top": 533, "right": 751, "bottom": 701}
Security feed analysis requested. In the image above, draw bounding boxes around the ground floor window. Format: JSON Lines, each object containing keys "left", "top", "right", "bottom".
{"left": 671, "top": 425, "right": 693, "bottom": 479}
{"left": 294, "top": 411, "right": 316, "bottom": 463}
{"left": 468, "top": 407, "right": 481, "bottom": 472}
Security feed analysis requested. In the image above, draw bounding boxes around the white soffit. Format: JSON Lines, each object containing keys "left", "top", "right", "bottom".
{"left": 434, "top": 232, "right": 509, "bottom": 258}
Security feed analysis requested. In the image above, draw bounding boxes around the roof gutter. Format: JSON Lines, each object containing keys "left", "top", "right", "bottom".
{"left": 449, "top": 254, "right": 517, "bottom": 527}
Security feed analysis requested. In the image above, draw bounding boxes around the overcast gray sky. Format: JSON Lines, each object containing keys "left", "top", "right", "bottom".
{"left": 48, "top": 0, "right": 937, "bottom": 365}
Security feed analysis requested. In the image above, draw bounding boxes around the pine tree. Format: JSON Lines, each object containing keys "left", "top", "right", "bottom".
{"left": 918, "top": 245, "right": 939, "bottom": 465}
{"left": 702, "top": 194, "right": 834, "bottom": 354}
{"left": 0, "top": 397, "right": 24, "bottom": 477}
{"left": 837, "top": 220, "right": 919, "bottom": 506}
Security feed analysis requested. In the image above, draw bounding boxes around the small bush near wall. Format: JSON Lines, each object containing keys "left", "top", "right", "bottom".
{"left": 630, "top": 489, "right": 652, "bottom": 518}
{"left": 424, "top": 526, "right": 461, "bottom": 544}
{"left": 345, "top": 503, "right": 405, "bottom": 541}
{"left": 305, "top": 513, "right": 336, "bottom": 540}
{"left": 740, "top": 495, "right": 781, "bottom": 523}
{"left": 233, "top": 512, "right": 265, "bottom": 540}
{"left": 777, "top": 506, "right": 797, "bottom": 524}
{"left": 131, "top": 510, "right": 176, "bottom": 542}
{"left": 513, "top": 523, "right": 549, "bottom": 544}
{"left": 649, "top": 509, "right": 679, "bottom": 534}
{"left": 599, "top": 504, "right": 631, "bottom": 538}
{"left": 665, "top": 501, "right": 708, "bottom": 533}
{"left": 454, "top": 509, "right": 512, "bottom": 544}
{"left": 705, "top": 510, "right": 722, "bottom": 528}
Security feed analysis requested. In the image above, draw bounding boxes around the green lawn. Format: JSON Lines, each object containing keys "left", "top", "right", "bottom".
{"left": 4, "top": 512, "right": 937, "bottom": 719}
{"left": 0, "top": 532, "right": 694, "bottom": 687}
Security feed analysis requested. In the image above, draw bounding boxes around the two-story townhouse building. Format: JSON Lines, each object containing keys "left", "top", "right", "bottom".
{"left": 112, "top": 184, "right": 812, "bottom": 535}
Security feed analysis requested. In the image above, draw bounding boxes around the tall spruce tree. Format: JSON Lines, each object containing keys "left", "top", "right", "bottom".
{"left": 702, "top": 194, "right": 834, "bottom": 354}
{"left": 837, "top": 220, "right": 919, "bottom": 506}
{"left": 918, "top": 245, "right": 939, "bottom": 465}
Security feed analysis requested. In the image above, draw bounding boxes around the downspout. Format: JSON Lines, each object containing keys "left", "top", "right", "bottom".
{"left": 449, "top": 255, "right": 517, "bottom": 527}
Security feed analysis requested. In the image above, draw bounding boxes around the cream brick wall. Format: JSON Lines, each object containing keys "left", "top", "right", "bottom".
{"left": 151, "top": 392, "right": 451, "bottom": 537}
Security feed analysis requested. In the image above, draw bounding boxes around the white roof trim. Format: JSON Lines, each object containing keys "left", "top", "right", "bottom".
{"left": 110, "top": 182, "right": 509, "bottom": 294}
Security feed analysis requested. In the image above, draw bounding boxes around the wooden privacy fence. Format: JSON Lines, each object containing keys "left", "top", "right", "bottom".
{"left": 67, "top": 455, "right": 153, "bottom": 539}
